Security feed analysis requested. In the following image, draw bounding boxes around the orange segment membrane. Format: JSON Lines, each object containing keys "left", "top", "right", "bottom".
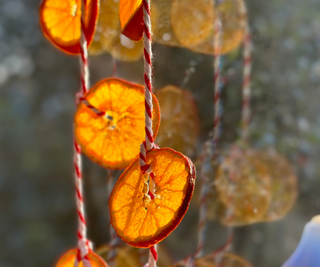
{"left": 109, "top": 148, "right": 196, "bottom": 248}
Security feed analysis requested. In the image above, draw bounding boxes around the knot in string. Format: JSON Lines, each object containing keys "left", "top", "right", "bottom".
{"left": 75, "top": 240, "right": 93, "bottom": 267}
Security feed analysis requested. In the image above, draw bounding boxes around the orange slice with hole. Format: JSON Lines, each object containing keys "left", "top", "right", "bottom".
{"left": 74, "top": 78, "right": 160, "bottom": 169}
{"left": 119, "top": 0, "right": 143, "bottom": 41}
{"left": 215, "top": 145, "right": 272, "bottom": 226}
{"left": 109, "top": 148, "right": 196, "bottom": 248}
{"left": 55, "top": 249, "right": 108, "bottom": 267}
{"left": 155, "top": 85, "right": 199, "bottom": 158}
{"left": 40, "top": 0, "right": 99, "bottom": 55}
{"left": 171, "top": 0, "right": 214, "bottom": 47}
{"left": 191, "top": 0, "right": 246, "bottom": 55}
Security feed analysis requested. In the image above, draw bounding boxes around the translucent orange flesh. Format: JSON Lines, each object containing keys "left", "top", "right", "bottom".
{"left": 74, "top": 78, "right": 160, "bottom": 169}
{"left": 56, "top": 249, "right": 108, "bottom": 267}
{"left": 41, "top": 0, "right": 81, "bottom": 49}
{"left": 119, "top": 0, "right": 142, "bottom": 30}
{"left": 109, "top": 148, "right": 196, "bottom": 248}
{"left": 171, "top": 0, "right": 214, "bottom": 47}
{"left": 155, "top": 85, "right": 199, "bottom": 158}
{"left": 215, "top": 146, "right": 272, "bottom": 226}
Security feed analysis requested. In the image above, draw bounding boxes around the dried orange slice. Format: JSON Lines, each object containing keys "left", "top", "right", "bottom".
{"left": 215, "top": 145, "right": 272, "bottom": 226}
{"left": 109, "top": 148, "right": 196, "bottom": 248}
{"left": 55, "top": 249, "right": 108, "bottom": 267}
{"left": 74, "top": 78, "right": 160, "bottom": 169}
{"left": 110, "top": 34, "right": 144, "bottom": 61}
{"left": 155, "top": 85, "right": 199, "bottom": 158}
{"left": 171, "top": 0, "right": 214, "bottom": 47}
{"left": 119, "top": 0, "right": 143, "bottom": 41}
{"left": 191, "top": 0, "right": 246, "bottom": 55}
{"left": 259, "top": 150, "right": 298, "bottom": 222}
{"left": 40, "top": 0, "right": 99, "bottom": 54}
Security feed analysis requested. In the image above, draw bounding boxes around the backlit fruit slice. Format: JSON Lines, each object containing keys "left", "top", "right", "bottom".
{"left": 215, "top": 145, "right": 272, "bottom": 226}
{"left": 151, "top": 0, "right": 180, "bottom": 47}
{"left": 119, "top": 0, "right": 143, "bottom": 41}
{"left": 260, "top": 150, "right": 298, "bottom": 222}
{"left": 109, "top": 148, "right": 196, "bottom": 248}
{"left": 191, "top": 0, "right": 246, "bottom": 55}
{"left": 74, "top": 78, "right": 160, "bottom": 169}
{"left": 171, "top": 0, "right": 214, "bottom": 47}
{"left": 155, "top": 85, "right": 199, "bottom": 158}
{"left": 89, "top": 0, "right": 119, "bottom": 55}
{"left": 55, "top": 249, "right": 108, "bottom": 267}
{"left": 40, "top": 0, "right": 99, "bottom": 55}
{"left": 110, "top": 34, "right": 144, "bottom": 61}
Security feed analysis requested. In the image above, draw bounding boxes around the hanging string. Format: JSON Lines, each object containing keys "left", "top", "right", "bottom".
{"left": 74, "top": 22, "right": 93, "bottom": 267}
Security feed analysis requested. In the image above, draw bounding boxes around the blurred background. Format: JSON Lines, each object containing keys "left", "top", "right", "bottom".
{"left": 1, "top": 0, "right": 320, "bottom": 266}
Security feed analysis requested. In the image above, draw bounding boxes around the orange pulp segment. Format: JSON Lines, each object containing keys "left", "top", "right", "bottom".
{"left": 74, "top": 78, "right": 160, "bottom": 169}
{"left": 55, "top": 249, "right": 108, "bottom": 267}
{"left": 171, "top": 0, "right": 214, "bottom": 47}
{"left": 155, "top": 85, "right": 199, "bottom": 158}
{"left": 40, "top": 0, "right": 99, "bottom": 54}
{"left": 109, "top": 148, "right": 196, "bottom": 248}
{"left": 119, "top": 0, "right": 143, "bottom": 41}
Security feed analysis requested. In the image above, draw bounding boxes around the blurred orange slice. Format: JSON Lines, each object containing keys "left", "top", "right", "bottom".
{"left": 171, "top": 0, "right": 214, "bottom": 47}
{"left": 109, "top": 148, "right": 196, "bottom": 248}
{"left": 74, "top": 78, "right": 160, "bottom": 169}
{"left": 155, "top": 85, "right": 199, "bottom": 158}
{"left": 40, "top": 0, "right": 99, "bottom": 54}
{"left": 119, "top": 0, "right": 143, "bottom": 41}
{"left": 55, "top": 249, "right": 108, "bottom": 267}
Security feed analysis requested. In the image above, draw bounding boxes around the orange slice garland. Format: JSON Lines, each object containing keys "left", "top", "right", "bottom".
{"left": 109, "top": 148, "right": 196, "bottom": 248}
{"left": 119, "top": 0, "right": 143, "bottom": 41}
{"left": 155, "top": 85, "right": 199, "bottom": 158}
{"left": 171, "top": 0, "right": 214, "bottom": 47}
{"left": 56, "top": 249, "right": 108, "bottom": 267}
{"left": 74, "top": 78, "right": 160, "bottom": 169}
{"left": 40, "top": 0, "right": 99, "bottom": 54}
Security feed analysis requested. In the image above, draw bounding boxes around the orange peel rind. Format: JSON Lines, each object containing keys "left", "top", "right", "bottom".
{"left": 55, "top": 249, "right": 108, "bottom": 267}
{"left": 74, "top": 78, "right": 160, "bottom": 170}
{"left": 109, "top": 148, "right": 196, "bottom": 248}
{"left": 40, "top": 0, "right": 99, "bottom": 55}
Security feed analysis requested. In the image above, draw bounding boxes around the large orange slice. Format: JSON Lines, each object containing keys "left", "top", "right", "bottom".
{"left": 74, "top": 78, "right": 160, "bottom": 169}
{"left": 215, "top": 145, "right": 272, "bottom": 226}
{"left": 40, "top": 0, "right": 99, "bottom": 54}
{"left": 55, "top": 249, "right": 108, "bottom": 267}
{"left": 171, "top": 0, "right": 214, "bottom": 47}
{"left": 155, "top": 85, "right": 199, "bottom": 158}
{"left": 109, "top": 148, "right": 196, "bottom": 248}
{"left": 119, "top": 0, "right": 143, "bottom": 41}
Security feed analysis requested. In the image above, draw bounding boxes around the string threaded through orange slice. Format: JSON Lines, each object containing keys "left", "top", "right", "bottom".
{"left": 40, "top": 0, "right": 99, "bottom": 54}
{"left": 55, "top": 249, "right": 108, "bottom": 267}
{"left": 155, "top": 85, "right": 199, "bottom": 158}
{"left": 109, "top": 148, "right": 196, "bottom": 248}
{"left": 74, "top": 78, "right": 160, "bottom": 169}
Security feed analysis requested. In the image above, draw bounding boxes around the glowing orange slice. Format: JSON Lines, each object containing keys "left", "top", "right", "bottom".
{"left": 40, "top": 0, "right": 99, "bottom": 54}
{"left": 110, "top": 34, "right": 144, "bottom": 61}
{"left": 119, "top": 0, "right": 143, "bottom": 41}
{"left": 155, "top": 85, "right": 199, "bottom": 158}
{"left": 191, "top": 0, "right": 246, "bottom": 55}
{"left": 55, "top": 249, "right": 108, "bottom": 267}
{"left": 215, "top": 145, "right": 272, "bottom": 226}
{"left": 74, "top": 78, "right": 160, "bottom": 169}
{"left": 171, "top": 0, "right": 214, "bottom": 47}
{"left": 109, "top": 148, "right": 196, "bottom": 248}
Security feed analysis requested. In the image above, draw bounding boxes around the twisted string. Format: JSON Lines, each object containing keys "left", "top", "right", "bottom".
{"left": 241, "top": 3, "right": 252, "bottom": 142}
{"left": 74, "top": 26, "right": 93, "bottom": 267}
{"left": 138, "top": 0, "right": 158, "bottom": 265}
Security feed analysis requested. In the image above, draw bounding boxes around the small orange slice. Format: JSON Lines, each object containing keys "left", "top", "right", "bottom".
{"left": 55, "top": 249, "right": 108, "bottom": 267}
{"left": 119, "top": 0, "right": 143, "bottom": 41}
{"left": 74, "top": 78, "right": 160, "bottom": 169}
{"left": 215, "top": 145, "right": 272, "bottom": 226}
{"left": 171, "top": 0, "right": 214, "bottom": 47}
{"left": 109, "top": 148, "right": 196, "bottom": 248}
{"left": 40, "top": 0, "right": 99, "bottom": 54}
{"left": 155, "top": 85, "right": 199, "bottom": 158}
